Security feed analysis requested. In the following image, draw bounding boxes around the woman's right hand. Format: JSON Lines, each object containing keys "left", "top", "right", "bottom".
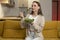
{"left": 19, "top": 12, "right": 24, "bottom": 18}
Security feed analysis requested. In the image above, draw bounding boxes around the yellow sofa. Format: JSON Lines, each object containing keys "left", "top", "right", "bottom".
{"left": 0, "top": 20, "right": 60, "bottom": 40}
{"left": 0, "top": 20, "right": 26, "bottom": 39}
{"left": 43, "top": 21, "right": 59, "bottom": 40}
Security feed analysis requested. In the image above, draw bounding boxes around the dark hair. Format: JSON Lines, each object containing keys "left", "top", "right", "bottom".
{"left": 30, "top": 1, "right": 43, "bottom": 16}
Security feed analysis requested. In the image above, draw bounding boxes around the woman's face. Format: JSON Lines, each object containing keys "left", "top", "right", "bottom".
{"left": 32, "top": 2, "right": 40, "bottom": 12}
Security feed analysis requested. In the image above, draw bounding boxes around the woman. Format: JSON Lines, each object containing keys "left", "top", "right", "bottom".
{"left": 20, "top": 1, "right": 45, "bottom": 40}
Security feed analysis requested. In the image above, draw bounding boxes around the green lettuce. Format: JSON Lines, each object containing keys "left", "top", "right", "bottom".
{"left": 24, "top": 18, "right": 34, "bottom": 23}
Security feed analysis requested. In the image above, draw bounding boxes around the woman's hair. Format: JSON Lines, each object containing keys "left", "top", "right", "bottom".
{"left": 30, "top": 1, "right": 43, "bottom": 16}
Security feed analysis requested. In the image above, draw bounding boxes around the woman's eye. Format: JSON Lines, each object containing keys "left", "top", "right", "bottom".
{"left": 34, "top": 5, "right": 36, "bottom": 7}
{"left": 32, "top": 5, "right": 36, "bottom": 7}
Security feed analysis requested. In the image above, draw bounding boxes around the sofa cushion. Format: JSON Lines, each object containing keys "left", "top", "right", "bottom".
{"left": 44, "top": 21, "right": 57, "bottom": 30}
{"left": 43, "top": 29, "right": 58, "bottom": 38}
{"left": 3, "top": 29, "right": 26, "bottom": 38}
{"left": 4, "top": 20, "right": 22, "bottom": 29}
{"left": 44, "top": 38, "right": 59, "bottom": 40}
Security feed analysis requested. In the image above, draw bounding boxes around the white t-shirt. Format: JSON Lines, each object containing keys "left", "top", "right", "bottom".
{"left": 28, "top": 15, "right": 40, "bottom": 38}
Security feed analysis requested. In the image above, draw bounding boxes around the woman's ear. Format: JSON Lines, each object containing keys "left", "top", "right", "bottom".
{"left": 38, "top": 6, "right": 40, "bottom": 10}
{"left": 39, "top": 7, "right": 40, "bottom": 9}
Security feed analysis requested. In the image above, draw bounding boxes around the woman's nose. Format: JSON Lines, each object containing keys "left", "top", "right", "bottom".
{"left": 32, "top": 7, "right": 35, "bottom": 9}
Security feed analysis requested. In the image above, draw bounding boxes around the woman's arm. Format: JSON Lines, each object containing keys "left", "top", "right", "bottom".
{"left": 33, "top": 16, "right": 45, "bottom": 32}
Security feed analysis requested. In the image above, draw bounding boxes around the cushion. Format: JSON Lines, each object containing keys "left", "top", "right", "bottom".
{"left": 3, "top": 29, "right": 26, "bottom": 38}
{"left": 43, "top": 29, "right": 58, "bottom": 38}
{"left": 4, "top": 20, "right": 21, "bottom": 29}
{"left": 44, "top": 21, "right": 57, "bottom": 30}
{"left": 44, "top": 38, "right": 59, "bottom": 40}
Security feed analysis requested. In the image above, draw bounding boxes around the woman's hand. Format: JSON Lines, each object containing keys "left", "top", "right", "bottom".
{"left": 19, "top": 12, "right": 24, "bottom": 18}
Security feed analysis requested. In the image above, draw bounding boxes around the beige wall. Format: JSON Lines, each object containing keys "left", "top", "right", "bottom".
{"left": 40, "top": 0, "right": 52, "bottom": 21}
